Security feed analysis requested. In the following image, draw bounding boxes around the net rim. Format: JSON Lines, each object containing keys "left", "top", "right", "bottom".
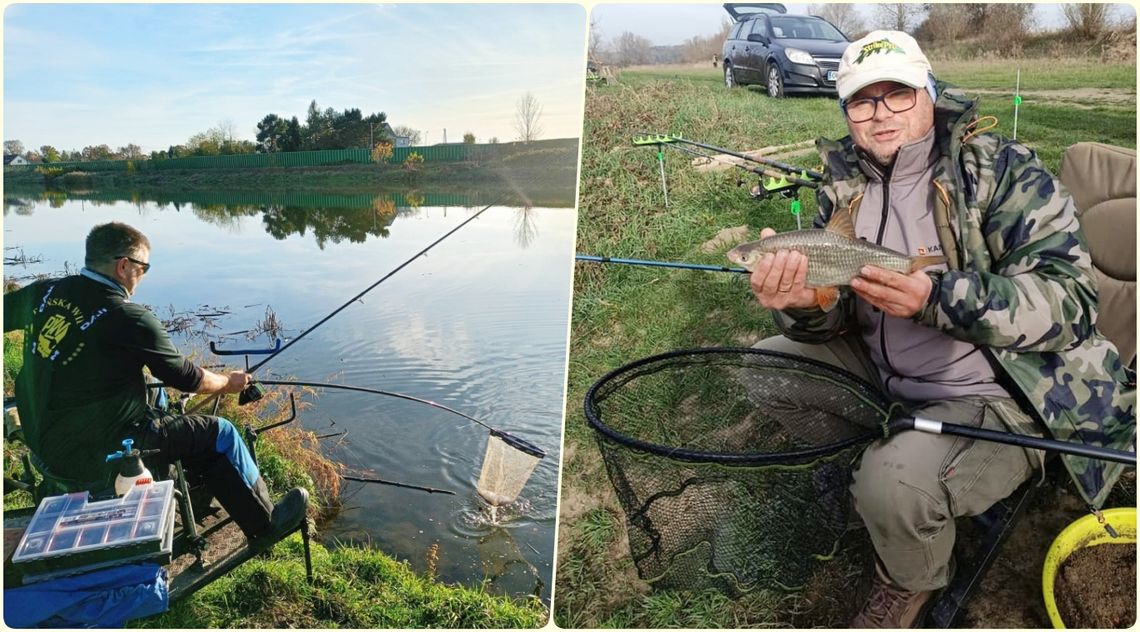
{"left": 490, "top": 429, "right": 546, "bottom": 459}
{"left": 584, "top": 347, "right": 886, "bottom": 466}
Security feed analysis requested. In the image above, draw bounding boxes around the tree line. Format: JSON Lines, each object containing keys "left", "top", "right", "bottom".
{"left": 590, "top": 3, "right": 1135, "bottom": 67}
{"left": 4, "top": 100, "right": 425, "bottom": 164}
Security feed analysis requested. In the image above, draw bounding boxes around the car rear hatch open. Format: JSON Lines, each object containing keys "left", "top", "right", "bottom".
{"left": 723, "top": 3, "right": 787, "bottom": 22}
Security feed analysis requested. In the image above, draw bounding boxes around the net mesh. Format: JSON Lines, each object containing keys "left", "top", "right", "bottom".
{"left": 476, "top": 433, "right": 541, "bottom": 506}
{"left": 585, "top": 348, "right": 896, "bottom": 595}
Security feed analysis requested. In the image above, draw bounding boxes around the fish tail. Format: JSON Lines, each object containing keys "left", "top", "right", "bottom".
{"left": 909, "top": 255, "right": 947, "bottom": 272}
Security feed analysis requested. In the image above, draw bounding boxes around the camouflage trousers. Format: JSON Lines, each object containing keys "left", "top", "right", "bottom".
{"left": 755, "top": 334, "right": 1043, "bottom": 591}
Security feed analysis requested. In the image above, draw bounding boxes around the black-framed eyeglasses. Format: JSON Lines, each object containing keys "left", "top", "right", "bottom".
{"left": 118, "top": 256, "right": 151, "bottom": 273}
{"left": 842, "top": 87, "right": 917, "bottom": 124}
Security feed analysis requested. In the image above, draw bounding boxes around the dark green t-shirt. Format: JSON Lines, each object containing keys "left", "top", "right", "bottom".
{"left": 4, "top": 272, "right": 202, "bottom": 484}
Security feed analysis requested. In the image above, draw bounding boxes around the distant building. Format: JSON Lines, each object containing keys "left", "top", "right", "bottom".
{"left": 379, "top": 122, "right": 411, "bottom": 148}
{"left": 4, "top": 155, "right": 28, "bottom": 166}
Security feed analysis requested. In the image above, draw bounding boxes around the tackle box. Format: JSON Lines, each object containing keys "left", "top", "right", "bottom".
{"left": 11, "top": 480, "right": 176, "bottom": 581}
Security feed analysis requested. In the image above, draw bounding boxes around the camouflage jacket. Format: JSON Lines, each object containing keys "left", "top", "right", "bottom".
{"left": 775, "top": 83, "right": 1135, "bottom": 507}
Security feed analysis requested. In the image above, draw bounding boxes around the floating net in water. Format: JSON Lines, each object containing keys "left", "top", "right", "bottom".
{"left": 477, "top": 430, "right": 545, "bottom": 507}
{"left": 584, "top": 348, "right": 896, "bottom": 596}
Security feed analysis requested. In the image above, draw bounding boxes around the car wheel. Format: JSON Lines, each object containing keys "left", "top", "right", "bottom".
{"left": 724, "top": 63, "right": 736, "bottom": 89}
{"left": 767, "top": 65, "right": 784, "bottom": 98}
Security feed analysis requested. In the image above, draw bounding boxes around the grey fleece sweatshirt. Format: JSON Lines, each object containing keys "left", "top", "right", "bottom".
{"left": 853, "top": 128, "right": 1009, "bottom": 403}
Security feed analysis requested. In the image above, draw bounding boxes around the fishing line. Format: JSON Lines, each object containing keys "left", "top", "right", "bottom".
{"left": 247, "top": 196, "right": 510, "bottom": 374}
{"left": 186, "top": 187, "right": 522, "bottom": 415}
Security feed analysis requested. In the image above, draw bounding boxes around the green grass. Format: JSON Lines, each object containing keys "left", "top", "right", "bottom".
{"left": 556, "top": 58, "right": 1136, "bottom": 628}
{"left": 135, "top": 536, "right": 546, "bottom": 628}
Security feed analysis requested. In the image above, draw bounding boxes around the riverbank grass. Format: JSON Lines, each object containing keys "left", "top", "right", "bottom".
{"left": 137, "top": 536, "right": 546, "bottom": 628}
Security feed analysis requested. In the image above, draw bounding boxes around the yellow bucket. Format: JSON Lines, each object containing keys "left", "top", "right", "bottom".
{"left": 1042, "top": 507, "right": 1136, "bottom": 628}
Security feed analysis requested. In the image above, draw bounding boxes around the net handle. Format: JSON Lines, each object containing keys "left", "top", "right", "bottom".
{"left": 584, "top": 347, "right": 886, "bottom": 465}
{"left": 491, "top": 429, "right": 546, "bottom": 459}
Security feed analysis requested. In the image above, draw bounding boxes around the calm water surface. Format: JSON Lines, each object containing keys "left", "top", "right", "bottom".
{"left": 3, "top": 188, "right": 573, "bottom": 601}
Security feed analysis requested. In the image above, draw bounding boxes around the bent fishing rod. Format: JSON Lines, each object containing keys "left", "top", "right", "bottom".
{"left": 258, "top": 380, "right": 544, "bottom": 458}
{"left": 187, "top": 191, "right": 516, "bottom": 414}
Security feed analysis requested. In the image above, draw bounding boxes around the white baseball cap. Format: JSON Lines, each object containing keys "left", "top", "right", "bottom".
{"left": 836, "top": 30, "right": 933, "bottom": 101}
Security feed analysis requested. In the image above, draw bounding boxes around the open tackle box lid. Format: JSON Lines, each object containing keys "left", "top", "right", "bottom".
{"left": 11, "top": 480, "right": 176, "bottom": 582}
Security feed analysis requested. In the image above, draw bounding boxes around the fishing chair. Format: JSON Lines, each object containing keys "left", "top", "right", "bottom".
{"left": 928, "top": 141, "right": 1137, "bottom": 626}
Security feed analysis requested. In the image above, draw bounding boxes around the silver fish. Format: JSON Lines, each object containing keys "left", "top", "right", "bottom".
{"left": 726, "top": 207, "right": 946, "bottom": 309}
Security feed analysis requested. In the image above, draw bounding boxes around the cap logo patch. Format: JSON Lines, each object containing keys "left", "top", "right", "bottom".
{"left": 855, "top": 39, "right": 905, "bottom": 64}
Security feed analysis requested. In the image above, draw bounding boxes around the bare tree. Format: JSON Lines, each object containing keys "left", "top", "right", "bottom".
{"left": 872, "top": 3, "right": 924, "bottom": 31}
{"left": 614, "top": 31, "right": 654, "bottom": 66}
{"left": 118, "top": 143, "right": 144, "bottom": 160}
{"left": 1063, "top": 3, "right": 1111, "bottom": 38}
{"left": 514, "top": 92, "right": 544, "bottom": 143}
{"left": 392, "top": 125, "right": 422, "bottom": 145}
{"left": 681, "top": 19, "right": 733, "bottom": 63}
{"left": 589, "top": 15, "right": 604, "bottom": 63}
{"left": 978, "top": 4, "right": 1036, "bottom": 53}
{"left": 920, "top": 4, "right": 972, "bottom": 43}
{"left": 216, "top": 119, "right": 237, "bottom": 143}
{"left": 809, "top": 4, "right": 864, "bottom": 36}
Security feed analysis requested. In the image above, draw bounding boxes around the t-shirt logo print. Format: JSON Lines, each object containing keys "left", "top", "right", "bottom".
{"left": 855, "top": 39, "right": 905, "bottom": 64}
{"left": 36, "top": 314, "right": 71, "bottom": 359}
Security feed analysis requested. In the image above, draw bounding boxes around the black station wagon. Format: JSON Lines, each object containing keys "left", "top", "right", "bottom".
{"left": 721, "top": 3, "right": 850, "bottom": 98}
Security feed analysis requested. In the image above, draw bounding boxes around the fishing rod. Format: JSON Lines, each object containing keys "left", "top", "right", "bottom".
{"left": 247, "top": 199, "right": 505, "bottom": 374}
{"left": 633, "top": 133, "right": 823, "bottom": 187}
{"left": 575, "top": 254, "right": 748, "bottom": 274}
{"left": 187, "top": 192, "right": 513, "bottom": 414}
{"left": 661, "top": 139, "right": 808, "bottom": 190}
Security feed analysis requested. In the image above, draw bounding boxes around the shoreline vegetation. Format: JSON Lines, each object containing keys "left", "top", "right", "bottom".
{"left": 3, "top": 326, "right": 549, "bottom": 627}
{"left": 3, "top": 138, "right": 580, "bottom": 208}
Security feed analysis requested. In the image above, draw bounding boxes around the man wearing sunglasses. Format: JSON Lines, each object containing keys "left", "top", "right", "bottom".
{"left": 748, "top": 31, "right": 1132, "bottom": 627}
{"left": 5, "top": 221, "right": 307, "bottom": 549}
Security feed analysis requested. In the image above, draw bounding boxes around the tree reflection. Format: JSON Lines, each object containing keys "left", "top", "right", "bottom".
{"left": 513, "top": 205, "right": 538, "bottom": 249}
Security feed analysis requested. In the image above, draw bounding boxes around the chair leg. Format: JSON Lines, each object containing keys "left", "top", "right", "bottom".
{"left": 927, "top": 478, "right": 1040, "bottom": 627}
{"left": 301, "top": 518, "right": 314, "bottom": 583}
{"left": 174, "top": 460, "right": 208, "bottom": 557}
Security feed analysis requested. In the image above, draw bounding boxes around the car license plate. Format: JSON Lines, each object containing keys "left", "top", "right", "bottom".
{"left": 826, "top": 70, "right": 837, "bottom": 82}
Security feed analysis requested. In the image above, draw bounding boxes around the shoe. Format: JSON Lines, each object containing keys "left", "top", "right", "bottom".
{"left": 248, "top": 487, "right": 309, "bottom": 551}
{"left": 851, "top": 562, "right": 934, "bottom": 628}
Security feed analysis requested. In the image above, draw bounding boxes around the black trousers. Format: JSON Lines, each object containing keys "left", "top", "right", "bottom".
{"left": 133, "top": 414, "right": 273, "bottom": 538}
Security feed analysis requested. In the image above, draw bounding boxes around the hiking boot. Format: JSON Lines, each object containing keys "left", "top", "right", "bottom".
{"left": 248, "top": 487, "right": 309, "bottom": 551}
{"left": 851, "top": 562, "right": 934, "bottom": 628}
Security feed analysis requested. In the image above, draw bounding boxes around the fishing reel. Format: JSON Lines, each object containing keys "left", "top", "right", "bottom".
{"left": 239, "top": 381, "right": 267, "bottom": 406}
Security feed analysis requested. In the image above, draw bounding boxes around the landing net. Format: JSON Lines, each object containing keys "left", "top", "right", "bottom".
{"left": 584, "top": 348, "right": 895, "bottom": 595}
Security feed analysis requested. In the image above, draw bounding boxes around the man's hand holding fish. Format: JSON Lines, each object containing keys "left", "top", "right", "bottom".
{"left": 747, "top": 228, "right": 816, "bottom": 311}
{"left": 848, "top": 264, "right": 931, "bottom": 319}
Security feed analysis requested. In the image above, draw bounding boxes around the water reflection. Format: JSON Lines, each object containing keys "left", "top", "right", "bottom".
{"left": 2, "top": 188, "right": 572, "bottom": 603}
{"left": 4, "top": 186, "right": 575, "bottom": 251}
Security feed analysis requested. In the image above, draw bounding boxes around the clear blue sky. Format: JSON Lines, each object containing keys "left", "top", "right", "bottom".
{"left": 4, "top": 4, "right": 586, "bottom": 153}
{"left": 590, "top": 3, "right": 1096, "bottom": 47}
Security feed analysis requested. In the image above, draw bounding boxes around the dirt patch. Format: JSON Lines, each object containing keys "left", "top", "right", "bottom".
{"left": 970, "top": 87, "right": 1136, "bottom": 108}
{"left": 1054, "top": 542, "right": 1137, "bottom": 628}
{"left": 699, "top": 225, "right": 750, "bottom": 253}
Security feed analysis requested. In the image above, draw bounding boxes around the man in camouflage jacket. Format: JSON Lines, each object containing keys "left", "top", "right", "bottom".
{"left": 750, "top": 31, "right": 1134, "bottom": 627}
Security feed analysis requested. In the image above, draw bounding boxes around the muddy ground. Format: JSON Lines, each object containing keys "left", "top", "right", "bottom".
{"left": 962, "top": 470, "right": 1135, "bottom": 628}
